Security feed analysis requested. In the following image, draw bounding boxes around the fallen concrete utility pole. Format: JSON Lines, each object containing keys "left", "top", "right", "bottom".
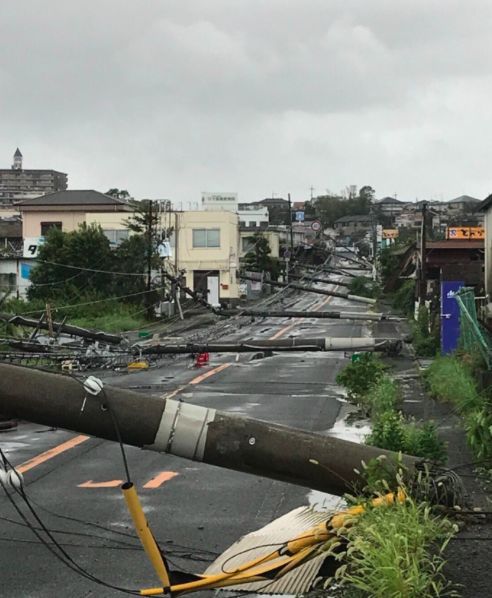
{"left": 282, "top": 272, "right": 349, "bottom": 288}
{"left": 333, "top": 253, "right": 371, "bottom": 269}
{"left": 0, "top": 312, "right": 123, "bottom": 345}
{"left": 0, "top": 363, "right": 418, "bottom": 496}
{"left": 217, "top": 309, "right": 401, "bottom": 322}
{"left": 136, "top": 337, "right": 401, "bottom": 355}
{"left": 240, "top": 274, "right": 376, "bottom": 305}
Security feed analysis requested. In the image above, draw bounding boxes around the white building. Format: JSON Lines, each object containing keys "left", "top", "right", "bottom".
{"left": 201, "top": 192, "right": 238, "bottom": 212}
{"left": 238, "top": 204, "right": 269, "bottom": 228}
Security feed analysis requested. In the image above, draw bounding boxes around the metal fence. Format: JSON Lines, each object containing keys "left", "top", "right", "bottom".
{"left": 455, "top": 287, "right": 492, "bottom": 369}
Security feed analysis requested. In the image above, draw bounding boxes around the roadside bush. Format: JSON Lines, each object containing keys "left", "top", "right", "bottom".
{"left": 366, "top": 411, "right": 407, "bottom": 452}
{"left": 391, "top": 279, "right": 415, "bottom": 316}
{"left": 348, "top": 276, "right": 380, "bottom": 299}
{"left": 336, "top": 353, "right": 386, "bottom": 407}
{"left": 338, "top": 496, "right": 458, "bottom": 597}
{"left": 366, "top": 375, "right": 398, "bottom": 419}
{"left": 367, "top": 411, "right": 446, "bottom": 462}
{"left": 464, "top": 408, "right": 492, "bottom": 460}
{"left": 412, "top": 305, "right": 440, "bottom": 357}
{"left": 404, "top": 421, "right": 447, "bottom": 464}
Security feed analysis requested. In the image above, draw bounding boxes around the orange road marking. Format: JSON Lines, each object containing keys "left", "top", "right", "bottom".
{"left": 269, "top": 322, "right": 296, "bottom": 340}
{"left": 190, "top": 362, "right": 230, "bottom": 385}
{"left": 17, "top": 435, "right": 90, "bottom": 474}
{"left": 78, "top": 479, "right": 123, "bottom": 488}
{"left": 143, "top": 471, "right": 179, "bottom": 489}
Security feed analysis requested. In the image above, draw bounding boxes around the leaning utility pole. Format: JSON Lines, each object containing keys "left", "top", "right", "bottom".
{"left": 288, "top": 192, "right": 294, "bottom": 257}
{"left": 0, "top": 364, "right": 417, "bottom": 497}
{"left": 146, "top": 199, "right": 154, "bottom": 318}
{"left": 419, "top": 201, "right": 428, "bottom": 307}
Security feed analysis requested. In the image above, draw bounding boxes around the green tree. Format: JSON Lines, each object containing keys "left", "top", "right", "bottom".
{"left": 243, "top": 233, "right": 280, "bottom": 279}
{"left": 106, "top": 188, "right": 131, "bottom": 200}
{"left": 28, "top": 224, "right": 115, "bottom": 302}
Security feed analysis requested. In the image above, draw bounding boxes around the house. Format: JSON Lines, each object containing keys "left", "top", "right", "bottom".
{"left": 333, "top": 214, "right": 372, "bottom": 235}
{"left": 395, "top": 204, "right": 442, "bottom": 231}
{"left": 375, "top": 197, "right": 409, "bottom": 218}
{"left": 446, "top": 195, "right": 481, "bottom": 212}
{"left": 16, "top": 189, "right": 132, "bottom": 247}
{"left": 173, "top": 210, "right": 240, "bottom": 306}
{"left": 256, "top": 197, "right": 290, "bottom": 225}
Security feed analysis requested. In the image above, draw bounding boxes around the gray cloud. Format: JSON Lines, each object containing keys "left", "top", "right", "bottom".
{"left": 1, "top": 0, "right": 491, "bottom": 202}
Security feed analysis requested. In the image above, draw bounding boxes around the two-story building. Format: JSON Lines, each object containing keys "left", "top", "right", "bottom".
{"left": 334, "top": 214, "right": 372, "bottom": 235}
{"left": 174, "top": 210, "right": 240, "bottom": 305}
{"left": 17, "top": 189, "right": 132, "bottom": 246}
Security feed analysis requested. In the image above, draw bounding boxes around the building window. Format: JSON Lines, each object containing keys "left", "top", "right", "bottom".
{"left": 103, "top": 229, "right": 130, "bottom": 246}
{"left": 40, "top": 222, "right": 62, "bottom": 235}
{"left": 192, "top": 228, "right": 220, "bottom": 248}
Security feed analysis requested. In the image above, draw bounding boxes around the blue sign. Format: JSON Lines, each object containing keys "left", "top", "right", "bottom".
{"left": 441, "top": 280, "right": 464, "bottom": 354}
{"left": 20, "top": 262, "right": 34, "bottom": 280}
{"left": 295, "top": 211, "right": 304, "bottom": 222}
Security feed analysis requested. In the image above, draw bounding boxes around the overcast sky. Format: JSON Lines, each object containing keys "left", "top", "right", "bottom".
{"left": 1, "top": 0, "right": 492, "bottom": 204}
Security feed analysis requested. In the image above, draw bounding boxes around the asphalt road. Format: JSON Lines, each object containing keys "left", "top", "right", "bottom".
{"left": 0, "top": 274, "right": 372, "bottom": 597}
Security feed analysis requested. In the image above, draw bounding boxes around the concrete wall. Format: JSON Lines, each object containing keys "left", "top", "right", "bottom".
{"left": 176, "top": 211, "right": 240, "bottom": 300}
{"left": 22, "top": 211, "right": 86, "bottom": 237}
{"left": 85, "top": 212, "right": 129, "bottom": 230}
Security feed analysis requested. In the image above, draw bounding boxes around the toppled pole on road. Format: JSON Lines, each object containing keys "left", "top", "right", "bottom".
{"left": 280, "top": 272, "right": 349, "bottom": 288}
{"left": 136, "top": 336, "right": 401, "bottom": 355}
{"left": 0, "top": 363, "right": 418, "bottom": 496}
{"left": 240, "top": 274, "right": 376, "bottom": 304}
{"left": 0, "top": 312, "right": 123, "bottom": 345}
{"left": 217, "top": 309, "right": 401, "bottom": 321}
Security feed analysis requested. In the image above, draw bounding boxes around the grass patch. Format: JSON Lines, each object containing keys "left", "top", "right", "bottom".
{"left": 338, "top": 495, "right": 458, "bottom": 597}
{"left": 1, "top": 296, "right": 148, "bottom": 333}
{"left": 366, "top": 412, "right": 447, "bottom": 463}
{"left": 425, "top": 355, "right": 492, "bottom": 459}
{"left": 336, "top": 355, "right": 446, "bottom": 462}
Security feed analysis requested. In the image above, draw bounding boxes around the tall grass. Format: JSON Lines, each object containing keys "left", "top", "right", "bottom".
{"left": 339, "top": 496, "right": 458, "bottom": 597}
{"left": 1, "top": 296, "right": 148, "bottom": 333}
{"left": 425, "top": 356, "right": 492, "bottom": 459}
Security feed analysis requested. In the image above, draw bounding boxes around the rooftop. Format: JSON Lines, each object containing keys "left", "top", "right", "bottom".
{"left": 16, "top": 190, "right": 129, "bottom": 208}
{"left": 447, "top": 195, "right": 480, "bottom": 204}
